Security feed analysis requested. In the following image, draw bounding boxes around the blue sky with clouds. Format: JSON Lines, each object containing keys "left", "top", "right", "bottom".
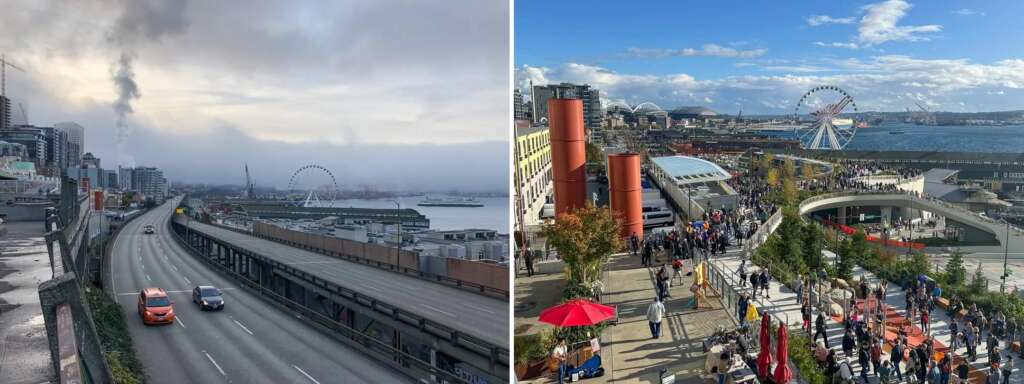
{"left": 516, "top": 0, "right": 1024, "bottom": 114}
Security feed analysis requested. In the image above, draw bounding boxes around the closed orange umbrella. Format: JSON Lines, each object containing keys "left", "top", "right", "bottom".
{"left": 757, "top": 313, "right": 772, "bottom": 379}
{"left": 774, "top": 324, "right": 792, "bottom": 384}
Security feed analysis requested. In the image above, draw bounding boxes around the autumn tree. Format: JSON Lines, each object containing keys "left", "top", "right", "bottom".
{"left": 541, "top": 204, "right": 623, "bottom": 300}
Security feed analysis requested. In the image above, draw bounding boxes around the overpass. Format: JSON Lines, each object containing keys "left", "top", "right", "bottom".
{"left": 797, "top": 191, "right": 1024, "bottom": 255}
{"left": 169, "top": 209, "right": 509, "bottom": 382}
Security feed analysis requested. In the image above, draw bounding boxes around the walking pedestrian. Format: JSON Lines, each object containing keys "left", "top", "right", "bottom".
{"left": 524, "top": 250, "right": 534, "bottom": 277}
{"left": 814, "top": 312, "right": 829, "bottom": 347}
{"left": 647, "top": 298, "right": 665, "bottom": 339}
{"left": 759, "top": 269, "right": 771, "bottom": 299}
{"left": 1003, "top": 356, "right": 1015, "bottom": 384}
{"left": 892, "top": 339, "right": 905, "bottom": 382}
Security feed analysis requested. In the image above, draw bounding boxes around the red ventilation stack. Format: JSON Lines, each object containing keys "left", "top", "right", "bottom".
{"left": 548, "top": 98, "right": 587, "bottom": 217}
{"left": 608, "top": 153, "right": 643, "bottom": 239}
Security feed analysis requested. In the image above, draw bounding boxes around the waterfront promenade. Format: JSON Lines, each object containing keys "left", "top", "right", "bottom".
{"left": 515, "top": 251, "right": 733, "bottom": 383}
{"left": 712, "top": 251, "right": 1023, "bottom": 383}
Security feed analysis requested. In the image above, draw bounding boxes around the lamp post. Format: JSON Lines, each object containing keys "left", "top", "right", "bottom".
{"left": 1002, "top": 219, "right": 1011, "bottom": 294}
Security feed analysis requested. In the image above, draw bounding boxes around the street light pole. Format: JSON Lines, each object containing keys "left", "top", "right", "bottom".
{"left": 1003, "top": 220, "right": 1010, "bottom": 294}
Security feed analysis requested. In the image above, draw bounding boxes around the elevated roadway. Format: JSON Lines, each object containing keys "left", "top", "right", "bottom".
{"left": 107, "top": 199, "right": 407, "bottom": 383}
{"left": 798, "top": 191, "right": 1024, "bottom": 256}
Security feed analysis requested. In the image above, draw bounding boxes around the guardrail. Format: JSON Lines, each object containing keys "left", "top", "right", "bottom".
{"left": 171, "top": 219, "right": 508, "bottom": 383}
{"left": 41, "top": 192, "right": 111, "bottom": 383}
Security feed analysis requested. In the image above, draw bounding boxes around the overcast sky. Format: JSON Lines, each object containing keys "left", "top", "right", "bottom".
{"left": 1, "top": 0, "right": 509, "bottom": 193}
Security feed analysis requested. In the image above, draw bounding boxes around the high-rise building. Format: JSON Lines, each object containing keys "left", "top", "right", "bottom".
{"left": 513, "top": 121, "right": 553, "bottom": 228}
{"left": 530, "top": 83, "right": 602, "bottom": 134}
{"left": 0, "top": 125, "right": 47, "bottom": 169}
{"left": 82, "top": 152, "right": 100, "bottom": 169}
{"left": 0, "top": 95, "right": 10, "bottom": 130}
{"left": 40, "top": 126, "right": 68, "bottom": 175}
{"left": 55, "top": 122, "right": 84, "bottom": 167}
{"left": 118, "top": 166, "right": 133, "bottom": 191}
{"left": 513, "top": 88, "right": 527, "bottom": 121}
{"left": 132, "top": 166, "right": 168, "bottom": 201}
{"left": 0, "top": 140, "right": 27, "bottom": 159}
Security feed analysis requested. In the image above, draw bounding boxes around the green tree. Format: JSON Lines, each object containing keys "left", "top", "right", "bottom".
{"left": 945, "top": 251, "right": 967, "bottom": 286}
{"left": 969, "top": 262, "right": 987, "bottom": 294}
{"left": 541, "top": 204, "right": 623, "bottom": 300}
{"left": 837, "top": 239, "right": 854, "bottom": 280}
{"left": 850, "top": 229, "right": 869, "bottom": 263}
{"left": 585, "top": 142, "right": 606, "bottom": 174}
{"left": 143, "top": 198, "right": 157, "bottom": 209}
{"left": 801, "top": 223, "right": 824, "bottom": 270}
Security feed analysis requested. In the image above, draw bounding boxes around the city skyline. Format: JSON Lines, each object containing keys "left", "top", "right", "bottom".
{"left": 515, "top": 0, "right": 1024, "bottom": 114}
{"left": 0, "top": 0, "right": 509, "bottom": 192}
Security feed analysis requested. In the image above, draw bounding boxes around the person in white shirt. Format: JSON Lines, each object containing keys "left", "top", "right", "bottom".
{"left": 648, "top": 298, "right": 666, "bottom": 339}
{"left": 552, "top": 339, "right": 568, "bottom": 384}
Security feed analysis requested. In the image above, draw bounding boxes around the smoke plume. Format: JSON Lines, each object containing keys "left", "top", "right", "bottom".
{"left": 111, "top": 51, "right": 140, "bottom": 149}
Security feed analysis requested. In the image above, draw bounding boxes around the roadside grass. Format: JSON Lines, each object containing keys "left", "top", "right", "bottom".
{"left": 86, "top": 287, "right": 145, "bottom": 384}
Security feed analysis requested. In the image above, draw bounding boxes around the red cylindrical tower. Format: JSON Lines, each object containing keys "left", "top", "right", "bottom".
{"left": 608, "top": 153, "right": 643, "bottom": 239}
{"left": 548, "top": 98, "right": 587, "bottom": 217}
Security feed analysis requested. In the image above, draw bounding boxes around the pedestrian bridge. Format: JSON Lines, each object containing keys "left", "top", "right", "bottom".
{"left": 798, "top": 191, "right": 1024, "bottom": 250}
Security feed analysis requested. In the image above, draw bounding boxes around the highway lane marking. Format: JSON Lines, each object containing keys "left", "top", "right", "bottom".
{"left": 202, "top": 350, "right": 227, "bottom": 377}
{"left": 232, "top": 319, "right": 254, "bottom": 336}
{"left": 463, "top": 303, "right": 496, "bottom": 315}
{"left": 418, "top": 304, "right": 456, "bottom": 318}
{"left": 362, "top": 285, "right": 383, "bottom": 293}
{"left": 293, "top": 365, "right": 321, "bottom": 384}
{"left": 146, "top": 274, "right": 151, "bottom": 281}
{"left": 183, "top": 276, "right": 192, "bottom": 285}
{"left": 176, "top": 316, "right": 186, "bottom": 329}
{"left": 170, "top": 265, "right": 178, "bottom": 272}
{"left": 116, "top": 288, "right": 238, "bottom": 296}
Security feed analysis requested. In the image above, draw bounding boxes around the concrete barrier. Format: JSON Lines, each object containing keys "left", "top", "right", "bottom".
{"left": 446, "top": 258, "right": 508, "bottom": 292}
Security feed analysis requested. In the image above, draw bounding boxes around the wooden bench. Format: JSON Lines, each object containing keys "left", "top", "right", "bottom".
{"left": 936, "top": 297, "right": 950, "bottom": 310}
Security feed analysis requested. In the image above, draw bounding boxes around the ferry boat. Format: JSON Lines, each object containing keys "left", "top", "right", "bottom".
{"left": 417, "top": 196, "right": 484, "bottom": 207}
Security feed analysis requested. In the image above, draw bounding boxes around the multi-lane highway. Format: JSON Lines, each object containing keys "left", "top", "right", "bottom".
{"left": 107, "top": 198, "right": 407, "bottom": 383}
{"left": 184, "top": 220, "right": 509, "bottom": 348}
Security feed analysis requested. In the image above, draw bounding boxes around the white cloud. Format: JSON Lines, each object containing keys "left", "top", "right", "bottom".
{"left": 517, "top": 57, "right": 1024, "bottom": 114}
{"left": 814, "top": 41, "right": 860, "bottom": 49}
{"left": 857, "top": 0, "right": 941, "bottom": 45}
{"left": 807, "top": 15, "right": 856, "bottom": 26}
{"left": 951, "top": 9, "right": 985, "bottom": 16}
{"left": 626, "top": 44, "right": 767, "bottom": 59}
{"left": 762, "top": 64, "right": 833, "bottom": 73}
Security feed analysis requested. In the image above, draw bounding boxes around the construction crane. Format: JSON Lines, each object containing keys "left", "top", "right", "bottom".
{"left": 1, "top": 54, "right": 25, "bottom": 98}
{"left": 914, "top": 101, "right": 937, "bottom": 126}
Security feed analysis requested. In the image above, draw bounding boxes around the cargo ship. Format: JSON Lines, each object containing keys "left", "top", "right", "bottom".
{"left": 417, "top": 196, "right": 484, "bottom": 207}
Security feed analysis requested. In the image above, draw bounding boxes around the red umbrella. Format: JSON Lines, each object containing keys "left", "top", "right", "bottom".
{"left": 756, "top": 313, "right": 772, "bottom": 379}
{"left": 774, "top": 324, "right": 793, "bottom": 384}
{"left": 538, "top": 299, "right": 616, "bottom": 327}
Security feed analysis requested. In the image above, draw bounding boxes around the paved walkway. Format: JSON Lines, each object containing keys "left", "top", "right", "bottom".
{"left": 516, "top": 250, "right": 734, "bottom": 383}
{"left": 713, "top": 251, "right": 1024, "bottom": 383}
{"left": 0, "top": 222, "right": 55, "bottom": 384}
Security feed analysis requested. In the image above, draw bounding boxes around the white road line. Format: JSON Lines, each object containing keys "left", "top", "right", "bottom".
{"left": 232, "top": 319, "right": 254, "bottom": 336}
{"left": 140, "top": 264, "right": 145, "bottom": 270}
{"left": 418, "top": 303, "right": 456, "bottom": 317}
{"left": 183, "top": 276, "right": 191, "bottom": 285}
{"left": 170, "top": 265, "right": 178, "bottom": 272}
{"left": 293, "top": 365, "right": 321, "bottom": 384}
{"left": 176, "top": 316, "right": 186, "bottom": 329}
{"left": 116, "top": 288, "right": 237, "bottom": 296}
{"left": 203, "top": 351, "right": 226, "bottom": 377}
{"left": 362, "top": 285, "right": 383, "bottom": 292}
{"left": 463, "top": 303, "right": 496, "bottom": 315}
{"left": 145, "top": 274, "right": 151, "bottom": 281}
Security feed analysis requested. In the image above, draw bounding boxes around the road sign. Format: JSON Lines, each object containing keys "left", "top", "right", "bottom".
{"left": 175, "top": 208, "right": 184, "bottom": 214}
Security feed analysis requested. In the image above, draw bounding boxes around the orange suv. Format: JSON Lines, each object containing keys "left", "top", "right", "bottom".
{"left": 138, "top": 287, "right": 175, "bottom": 325}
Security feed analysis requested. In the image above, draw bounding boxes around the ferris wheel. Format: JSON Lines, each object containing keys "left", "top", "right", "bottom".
{"left": 794, "top": 86, "right": 859, "bottom": 150}
{"left": 287, "top": 164, "right": 339, "bottom": 207}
